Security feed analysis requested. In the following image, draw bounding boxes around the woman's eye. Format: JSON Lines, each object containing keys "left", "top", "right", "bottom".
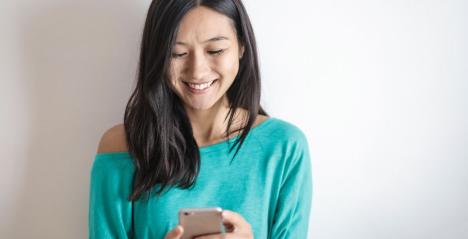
{"left": 171, "top": 49, "right": 225, "bottom": 59}
{"left": 171, "top": 52, "right": 186, "bottom": 58}
{"left": 208, "top": 49, "right": 224, "bottom": 56}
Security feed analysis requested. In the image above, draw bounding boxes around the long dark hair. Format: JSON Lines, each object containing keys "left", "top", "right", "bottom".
{"left": 124, "top": 0, "right": 267, "bottom": 201}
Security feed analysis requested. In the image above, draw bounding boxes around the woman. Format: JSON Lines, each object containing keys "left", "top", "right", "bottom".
{"left": 89, "top": 0, "right": 312, "bottom": 238}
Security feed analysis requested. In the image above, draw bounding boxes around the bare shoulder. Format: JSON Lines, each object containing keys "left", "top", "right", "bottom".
{"left": 254, "top": 114, "right": 270, "bottom": 126}
{"left": 97, "top": 123, "right": 128, "bottom": 153}
{"left": 95, "top": 114, "right": 268, "bottom": 153}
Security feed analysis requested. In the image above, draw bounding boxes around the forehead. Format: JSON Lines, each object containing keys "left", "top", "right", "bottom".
{"left": 176, "top": 6, "right": 237, "bottom": 44}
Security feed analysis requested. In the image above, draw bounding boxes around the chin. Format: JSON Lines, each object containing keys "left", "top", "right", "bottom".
{"left": 185, "top": 101, "right": 217, "bottom": 111}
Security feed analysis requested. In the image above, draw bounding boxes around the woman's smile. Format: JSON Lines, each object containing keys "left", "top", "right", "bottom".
{"left": 183, "top": 79, "right": 218, "bottom": 94}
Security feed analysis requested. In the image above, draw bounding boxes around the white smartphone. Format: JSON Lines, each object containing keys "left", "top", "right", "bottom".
{"left": 178, "top": 207, "right": 225, "bottom": 239}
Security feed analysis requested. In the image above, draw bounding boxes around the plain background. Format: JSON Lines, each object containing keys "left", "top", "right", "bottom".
{"left": 1, "top": 0, "right": 467, "bottom": 238}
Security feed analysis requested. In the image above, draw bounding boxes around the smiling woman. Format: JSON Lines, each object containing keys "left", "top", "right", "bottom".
{"left": 167, "top": 6, "right": 245, "bottom": 112}
{"left": 88, "top": 0, "right": 312, "bottom": 238}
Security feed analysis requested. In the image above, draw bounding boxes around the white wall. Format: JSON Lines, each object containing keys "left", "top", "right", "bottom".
{"left": 1, "top": 0, "right": 467, "bottom": 238}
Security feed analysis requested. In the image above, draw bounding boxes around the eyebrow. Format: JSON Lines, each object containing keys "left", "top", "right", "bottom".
{"left": 176, "top": 36, "right": 230, "bottom": 46}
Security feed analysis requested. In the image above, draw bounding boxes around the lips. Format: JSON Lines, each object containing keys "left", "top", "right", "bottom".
{"left": 183, "top": 79, "right": 218, "bottom": 92}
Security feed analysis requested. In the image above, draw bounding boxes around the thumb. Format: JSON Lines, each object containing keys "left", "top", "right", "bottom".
{"left": 165, "top": 225, "right": 184, "bottom": 239}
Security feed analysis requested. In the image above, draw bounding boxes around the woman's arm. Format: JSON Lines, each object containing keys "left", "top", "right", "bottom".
{"left": 89, "top": 129, "right": 134, "bottom": 238}
{"left": 89, "top": 153, "right": 134, "bottom": 238}
{"left": 270, "top": 131, "right": 313, "bottom": 238}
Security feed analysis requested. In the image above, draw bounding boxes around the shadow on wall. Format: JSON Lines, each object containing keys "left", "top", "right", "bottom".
{"left": 9, "top": 1, "right": 145, "bottom": 238}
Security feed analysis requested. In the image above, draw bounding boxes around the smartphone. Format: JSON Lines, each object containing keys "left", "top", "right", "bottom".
{"left": 178, "top": 207, "right": 225, "bottom": 239}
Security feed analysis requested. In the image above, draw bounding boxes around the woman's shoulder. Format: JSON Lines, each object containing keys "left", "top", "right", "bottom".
{"left": 96, "top": 123, "right": 129, "bottom": 154}
{"left": 260, "top": 117, "right": 309, "bottom": 144}
{"left": 253, "top": 116, "right": 311, "bottom": 164}
{"left": 92, "top": 124, "right": 133, "bottom": 173}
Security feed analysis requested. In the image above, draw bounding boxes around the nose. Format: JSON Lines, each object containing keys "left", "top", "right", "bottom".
{"left": 185, "top": 50, "right": 211, "bottom": 81}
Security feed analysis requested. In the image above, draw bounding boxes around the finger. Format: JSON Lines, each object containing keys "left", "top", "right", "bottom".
{"left": 222, "top": 210, "right": 249, "bottom": 229}
{"left": 194, "top": 232, "right": 236, "bottom": 239}
{"left": 164, "top": 225, "right": 184, "bottom": 239}
{"left": 193, "top": 235, "right": 222, "bottom": 239}
{"left": 223, "top": 222, "right": 235, "bottom": 233}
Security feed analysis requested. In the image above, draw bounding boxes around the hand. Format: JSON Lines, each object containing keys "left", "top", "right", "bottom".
{"left": 194, "top": 210, "right": 254, "bottom": 239}
{"left": 164, "top": 225, "right": 184, "bottom": 239}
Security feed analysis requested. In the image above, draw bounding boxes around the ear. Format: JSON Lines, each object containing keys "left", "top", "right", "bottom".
{"left": 239, "top": 45, "right": 245, "bottom": 59}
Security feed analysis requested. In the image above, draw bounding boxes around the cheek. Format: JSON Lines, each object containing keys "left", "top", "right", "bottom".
{"left": 167, "top": 63, "right": 182, "bottom": 90}
{"left": 215, "top": 55, "right": 239, "bottom": 78}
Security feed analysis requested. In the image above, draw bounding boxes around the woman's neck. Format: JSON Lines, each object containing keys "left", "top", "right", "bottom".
{"left": 184, "top": 96, "right": 246, "bottom": 147}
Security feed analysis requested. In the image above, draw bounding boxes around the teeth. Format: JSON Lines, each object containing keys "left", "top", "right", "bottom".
{"left": 187, "top": 80, "right": 214, "bottom": 90}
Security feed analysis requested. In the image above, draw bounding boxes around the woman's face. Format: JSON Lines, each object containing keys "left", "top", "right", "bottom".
{"left": 168, "top": 6, "right": 244, "bottom": 111}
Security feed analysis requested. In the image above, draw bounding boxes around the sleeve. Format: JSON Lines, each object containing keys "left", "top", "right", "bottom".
{"left": 270, "top": 131, "right": 313, "bottom": 239}
{"left": 88, "top": 155, "right": 134, "bottom": 239}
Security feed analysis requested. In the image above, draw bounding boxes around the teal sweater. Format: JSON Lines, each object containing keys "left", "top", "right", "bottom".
{"left": 89, "top": 117, "right": 313, "bottom": 238}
